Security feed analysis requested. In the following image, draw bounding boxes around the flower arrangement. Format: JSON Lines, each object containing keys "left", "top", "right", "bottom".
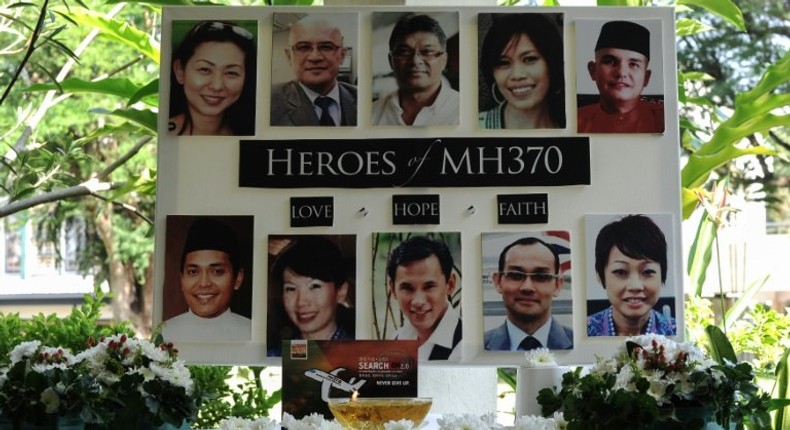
{"left": 537, "top": 334, "right": 772, "bottom": 430}
{"left": 0, "top": 335, "right": 198, "bottom": 430}
{"left": 75, "top": 333, "right": 197, "bottom": 429}
{"left": 215, "top": 412, "right": 566, "bottom": 430}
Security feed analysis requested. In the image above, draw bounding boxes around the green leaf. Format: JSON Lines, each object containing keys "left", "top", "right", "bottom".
{"left": 497, "top": 368, "right": 516, "bottom": 390}
{"left": 675, "top": 18, "right": 712, "bottom": 37}
{"left": 24, "top": 77, "right": 144, "bottom": 99}
{"left": 682, "top": 143, "right": 779, "bottom": 191}
{"left": 596, "top": 0, "right": 644, "bottom": 5}
{"left": 90, "top": 107, "right": 157, "bottom": 133}
{"left": 127, "top": 79, "right": 159, "bottom": 107}
{"left": 62, "top": 10, "right": 160, "bottom": 63}
{"left": 723, "top": 275, "right": 770, "bottom": 330}
{"left": 104, "top": 0, "right": 196, "bottom": 4}
{"left": 775, "top": 347, "right": 790, "bottom": 430}
{"left": 677, "top": 0, "right": 745, "bottom": 31}
{"left": 687, "top": 209, "right": 716, "bottom": 296}
{"left": 705, "top": 325, "right": 737, "bottom": 365}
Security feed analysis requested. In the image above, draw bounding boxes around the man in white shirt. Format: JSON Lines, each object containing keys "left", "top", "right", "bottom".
{"left": 371, "top": 14, "right": 459, "bottom": 126}
{"left": 163, "top": 217, "right": 251, "bottom": 342}
{"left": 484, "top": 237, "right": 573, "bottom": 351}
{"left": 387, "top": 236, "right": 461, "bottom": 361}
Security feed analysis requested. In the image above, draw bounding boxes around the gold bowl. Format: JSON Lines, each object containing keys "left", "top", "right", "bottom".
{"left": 327, "top": 397, "right": 433, "bottom": 430}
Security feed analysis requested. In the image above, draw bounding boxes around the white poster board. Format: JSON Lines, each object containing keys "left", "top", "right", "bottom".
{"left": 154, "top": 5, "right": 681, "bottom": 366}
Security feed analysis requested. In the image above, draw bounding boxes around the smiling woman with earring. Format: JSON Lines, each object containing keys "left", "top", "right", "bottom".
{"left": 168, "top": 20, "right": 257, "bottom": 136}
{"left": 478, "top": 13, "right": 565, "bottom": 130}
{"left": 587, "top": 214, "right": 677, "bottom": 336}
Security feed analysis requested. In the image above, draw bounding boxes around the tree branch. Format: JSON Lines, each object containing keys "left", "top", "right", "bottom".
{"left": 97, "top": 135, "right": 152, "bottom": 180}
{"left": 0, "top": 180, "right": 118, "bottom": 218}
{"left": 0, "top": 0, "right": 49, "bottom": 105}
{"left": 0, "top": 134, "right": 153, "bottom": 219}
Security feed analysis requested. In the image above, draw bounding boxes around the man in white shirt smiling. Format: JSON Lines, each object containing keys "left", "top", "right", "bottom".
{"left": 163, "top": 217, "right": 251, "bottom": 342}
{"left": 372, "top": 13, "right": 459, "bottom": 126}
{"left": 387, "top": 236, "right": 462, "bottom": 361}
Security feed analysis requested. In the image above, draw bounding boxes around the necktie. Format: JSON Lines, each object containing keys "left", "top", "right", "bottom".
{"left": 518, "top": 336, "right": 543, "bottom": 351}
{"left": 314, "top": 96, "right": 335, "bottom": 126}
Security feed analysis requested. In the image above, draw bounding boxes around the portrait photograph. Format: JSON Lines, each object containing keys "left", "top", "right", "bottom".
{"left": 167, "top": 20, "right": 258, "bottom": 137}
{"left": 482, "top": 231, "right": 573, "bottom": 352}
{"left": 370, "top": 11, "right": 460, "bottom": 127}
{"left": 161, "top": 215, "right": 254, "bottom": 343}
{"left": 478, "top": 13, "right": 565, "bottom": 130}
{"left": 584, "top": 213, "right": 677, "bottom": 337}
{"left": 371, "top": 232, "right": 462, "bottom": 361}
{"left": 266, "top": 234, "right": 357, "bottom": 357}
{"left": 575, "top": 19, "right": 665, "bottom": 134}
{"left": 270, "top": 13, "right": 358, "bottom": 127}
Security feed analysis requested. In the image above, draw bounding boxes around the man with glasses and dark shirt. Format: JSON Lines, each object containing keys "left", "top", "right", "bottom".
{"left": 484, "top": 237, "right": 573, "bottom": 351}
{"left": 271, "top": 15, "right": 357, "bottom": 126}
{"left": 371, "top": 13, "right": 459, "bottom": 126}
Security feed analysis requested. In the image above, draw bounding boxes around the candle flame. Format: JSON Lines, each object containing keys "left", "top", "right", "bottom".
{"left": 351, "top": 390, "right": 359, "bottom": 401}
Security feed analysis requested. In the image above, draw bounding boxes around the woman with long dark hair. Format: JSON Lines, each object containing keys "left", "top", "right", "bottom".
{"left": 479, "top": 14, "right": 565, "bottom": 129}
{"left": 169, "top": 20, "right": 256, "bottom": 136}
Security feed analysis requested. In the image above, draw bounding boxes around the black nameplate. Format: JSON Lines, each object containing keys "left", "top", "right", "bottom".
{"left": 290, "top": 196, "right": 334, "bottom": 227}
{"left": 239, "top": 137, "right": 589, "bottom": 188}
{"left": 497, "top": 194, "right": 549, "bottom": 224}
{"left": 393, "top": 194, "right": 440, "bottom": 225}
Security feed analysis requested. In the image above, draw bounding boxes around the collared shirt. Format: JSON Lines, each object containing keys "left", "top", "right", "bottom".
{"left": 505, "top": 318, "right": 551, "bottom": 351}
{"left": 298, "top": 81, "right": 342, "bottom": 126}
{"left": 478, "top": 103, "right": 504, "bottom": 129}
{"left": 577, "top": 98, "right": 664, "bottom": 133}
{"left": 587, "top": 307, "right": 677, "bottom": 337}
{"left": 391, "top": 301, "right": 461, "bottom": 361}
{"left": 371, "top": 83, "right": 460, "bottom": 126}
{"left": 162, "top": 309, "right": 251, "bottom": 342}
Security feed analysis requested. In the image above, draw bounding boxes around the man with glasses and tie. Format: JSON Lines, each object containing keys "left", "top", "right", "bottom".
{"left": 271, "top": 15, "right": 357, "bottom": 126}
{"left": 484, "top": 237, "right": 573, "bottom": 351}
{"left": 371, "top": 13, "right": 459, "bottom": 126}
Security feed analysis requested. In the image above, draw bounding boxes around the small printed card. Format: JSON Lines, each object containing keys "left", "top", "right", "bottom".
{"left": 281, "top": 339, "right": 419, "bottom": 419}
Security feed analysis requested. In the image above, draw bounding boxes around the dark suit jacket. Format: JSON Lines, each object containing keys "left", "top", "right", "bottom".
{"left": 484, "top": 317, "right": 573, "bottom": 351}
{"left": 270, "top": 80, "right": 357, "bottom": 126}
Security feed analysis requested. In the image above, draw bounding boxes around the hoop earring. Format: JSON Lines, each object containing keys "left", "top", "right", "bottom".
{"left": 491, "top": 84, "right": 505, "bottom": 105}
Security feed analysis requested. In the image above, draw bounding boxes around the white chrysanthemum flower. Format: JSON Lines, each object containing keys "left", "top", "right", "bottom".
{"left": 645, "top": 374, "right": 670, "bottom": 404}
{"left": 249, "top": 417, "right": 279, "bottom": 430}
{"left": 318, "top": 420, "right": 343, "bottom": 430}
{"left": 613, "top": 365, "right": 635, "bottom": 392}
{"left": 219, "top": 416, "right": 252, "bottom": 430}
{"left": 524, "top": 348, "right": 558, "bottom": 368}
{"left": 384, "top": 419, "right": 416, "bottom": 430}
{"left": 139, "top": 340, "right": 167, "bottom": 363}
{"left": 9, "top": 340, "right": 41, "bottom": 363}
{"left": 437, "top": 413, "right": 496, "bottom": 430}
{"left": 40, "top": 387, "right": 60, "bottom": 414}
{"left": 514, "top": 414, "right": 553, "bottom": 430}
{"left": 591, "top": 357, "right": 617, "bottom": 376}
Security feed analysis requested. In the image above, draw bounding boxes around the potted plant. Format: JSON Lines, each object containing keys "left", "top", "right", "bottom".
{"left": 537, "top": 333, "right": 774, "bottom": 430}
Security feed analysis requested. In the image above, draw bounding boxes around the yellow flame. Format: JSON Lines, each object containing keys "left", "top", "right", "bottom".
{"left": 351, "top": 390, "right": 359, "bottom": 401}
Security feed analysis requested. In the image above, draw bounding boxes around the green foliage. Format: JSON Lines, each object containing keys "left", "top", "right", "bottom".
{"left": 190, "top": 366, "right": 282, "bottom": 429}
{"left": 0, "top": 288, "right": 133, "bottom": 365}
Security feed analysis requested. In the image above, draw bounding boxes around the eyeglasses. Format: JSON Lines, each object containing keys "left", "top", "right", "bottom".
{"left": 499, "top": 271, "right": 558, "bottom": 284}
{"left": 390, "top": 48, "right": 445, "bottom": 61}
{"left": 190, "top": 21, "right": 254, "bottom": 41}
{"left": 290, "top": 42, "right": 341, "bottom": 55}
